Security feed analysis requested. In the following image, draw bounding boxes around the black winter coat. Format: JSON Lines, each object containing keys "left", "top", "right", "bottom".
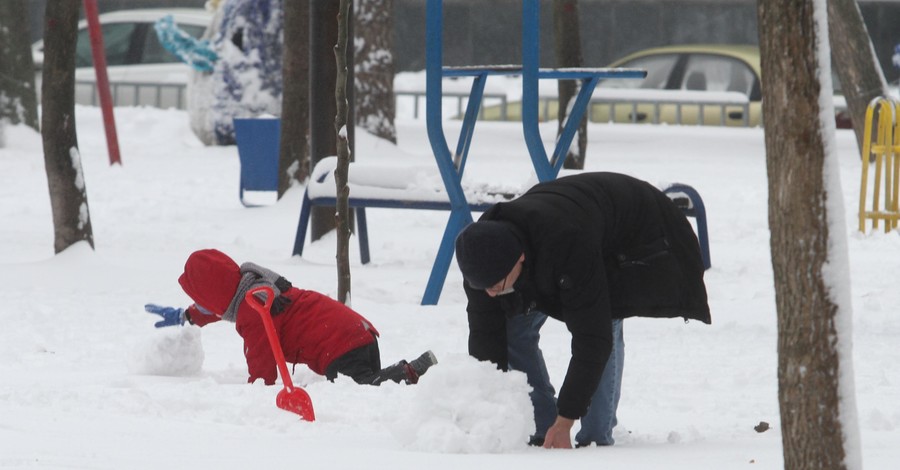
{"left": 464, "top": 172, "right": 711, "bottom": 420}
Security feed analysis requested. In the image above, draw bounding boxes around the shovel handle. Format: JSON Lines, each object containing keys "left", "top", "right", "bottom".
{"left": 245, "top": 286, "right": 296, "bottom": 391}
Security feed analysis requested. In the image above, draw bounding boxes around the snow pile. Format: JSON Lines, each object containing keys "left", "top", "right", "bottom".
{"left": 387, "top": 354, "right": 534, "bottom": 453}
{"left": 128, "top": 325, "right": 205, "bottom": 377}
{"left": 2, "top": 102, "right": 900, "bottom": 468}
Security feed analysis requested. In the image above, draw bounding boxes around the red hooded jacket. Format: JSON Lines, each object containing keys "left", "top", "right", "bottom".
{"left": 177, "top": 249, "right": 378, "bottom": 384}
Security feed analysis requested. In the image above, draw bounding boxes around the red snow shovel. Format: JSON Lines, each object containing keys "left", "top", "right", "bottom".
{"left": 246, "top": 286, "right": 316, "bottom": 421}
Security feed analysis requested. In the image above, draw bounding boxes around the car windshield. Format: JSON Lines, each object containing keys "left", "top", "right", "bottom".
{"left": 141, "top": 24, "right": 206, "bottom": 64}
{"left": 680, "top": 54, "right": 756, "bottom": 96}
{"left": 75, "top": 22, "right": 137, "bottom": 67}
{"left": 599, "top": 54, "right": 678, "bottom": 89}
{"left": 73, "top": 20, "right": 207, "bottom": 68}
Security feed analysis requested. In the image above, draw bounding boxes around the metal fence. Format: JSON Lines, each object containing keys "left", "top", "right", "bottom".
{"left": 586, "top": 97, "right": 751, "bottom": 126}
{"left": 398, "top": 89, "right": 755, "bottom": 126}
{"left": 395, "top": 90, "right": 508, "bottom": 120}
{"left": 75, "top": 80, "right": 188, "bottom": 110}
{"left": 585, "top": 89, "right": 752, "bottom": 126}
{"left": 76, "top": 81, "right": 754, "bottom": 127}
{"left": 76, "top": 82, "right": 509, "bottom": 120}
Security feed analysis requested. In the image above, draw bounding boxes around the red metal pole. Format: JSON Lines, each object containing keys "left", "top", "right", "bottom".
{"left": 83, "top": 0, "right": 122, "bottom": 166}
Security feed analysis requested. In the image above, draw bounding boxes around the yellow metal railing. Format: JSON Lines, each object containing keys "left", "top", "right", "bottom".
{"left": 859, "top": 97, "right": 900, "bottom": 233}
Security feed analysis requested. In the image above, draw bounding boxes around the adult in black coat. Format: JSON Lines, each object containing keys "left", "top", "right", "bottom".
{"left": 455, "top": 172, "right": 711, "bottom": 449}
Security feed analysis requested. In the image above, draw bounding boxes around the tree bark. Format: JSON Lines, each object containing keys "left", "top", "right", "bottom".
{"left": 553, "top": 0, "right": 586, "bottom": 170}
{"left": 827, "top": 0, "right": 889, "bottom": 154}
{"left": 354, "top": 0, "right": 397, "bottom": 144}
{"left": 310, "top": 0, "right": 340, "bottom": 242}
{"left": 0, "top": 0, "right": 40, "bottom": 132}
{"left": 310, "top": 0, "right": 354, "bottom": 242}
{"left": 41, "top": 0, "right": 94, "bottom": 253}
{"left": 277, "top": 0, "right": 311, "bottom": 198}
{"left": 757, "top": 1, "right": 859, "bottom": 468}
{"left": 335, "top": 0, "right": 352, "bottom": 304}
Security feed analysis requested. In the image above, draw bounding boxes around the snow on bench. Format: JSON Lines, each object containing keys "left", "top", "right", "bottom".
{"left": 293, "top": 156, "right": 536, "bottom": 264}
{"left": 304, "top": 156, "right": 525, "bottom": 211}
{"left": 294, "top": 157, "right": 710, "bottom": 271}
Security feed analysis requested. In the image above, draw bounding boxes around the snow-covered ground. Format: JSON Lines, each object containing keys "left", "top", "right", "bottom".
{"left": 1, "top": 103, "right": 898, "bottom": 469}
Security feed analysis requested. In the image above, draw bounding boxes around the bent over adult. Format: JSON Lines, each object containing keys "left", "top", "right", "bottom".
{"left": 455, "top": 172, "right": 711, "bottom": 449}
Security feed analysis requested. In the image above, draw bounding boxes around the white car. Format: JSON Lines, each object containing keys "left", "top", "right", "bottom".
{"left": 32, "top": 8, "right": 212, "bottom": 109}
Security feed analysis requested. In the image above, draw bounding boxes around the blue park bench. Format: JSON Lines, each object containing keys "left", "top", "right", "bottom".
{"left": 290, "top": 0, "right": 709, "bottom": 305}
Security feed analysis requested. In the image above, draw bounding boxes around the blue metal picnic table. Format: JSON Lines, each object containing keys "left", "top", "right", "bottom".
{"left": 420, "top": 0, "right": 647, "bottom": 304}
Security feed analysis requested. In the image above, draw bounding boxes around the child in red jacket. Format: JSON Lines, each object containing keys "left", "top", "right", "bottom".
{"left": 145, "top": 249, "right": 436, "bottom": 386}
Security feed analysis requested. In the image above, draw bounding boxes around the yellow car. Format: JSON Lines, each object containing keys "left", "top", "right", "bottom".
{"left": 589, "top": 44, "right": 763, "bottom": 127}
{"left": 479, "top": 44, "right": 763, "bottom": 127}
{"left": 476, "top": 44, "right": 856, "bottom": 127}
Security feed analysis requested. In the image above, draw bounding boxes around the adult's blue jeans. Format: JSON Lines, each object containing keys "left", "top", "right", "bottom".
{"left": 506, "top": 312, "right": 624, "bottom": 446}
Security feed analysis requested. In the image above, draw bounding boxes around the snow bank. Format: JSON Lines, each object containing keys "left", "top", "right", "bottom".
{"left": 387, "top": 354, "right": 533, "bottom": 453}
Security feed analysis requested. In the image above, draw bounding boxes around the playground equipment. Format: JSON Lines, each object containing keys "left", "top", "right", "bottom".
{"left": 663, "top": 184, "right": 711, "bottom": 270}
{"left": 83, "top": 0, "right": 121, "bottom": 166}
{"left": 292, "top": 160, "right": 711, "bottom": 274}
{"left": 858, "top": 97, "right": 900, "bottom": 233}
{"left": 419, "top": 0, "right": 645, "bottom": 304}
{"left": 292, "top": 0, "right": 644, "bottom": 305}
{"left": 291, "top": 0, "right": 712, "bottom": 305}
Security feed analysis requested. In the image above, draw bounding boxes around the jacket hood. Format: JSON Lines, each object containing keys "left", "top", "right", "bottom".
{"left": 178, "top": 249, "right": 242, "bottom": 316}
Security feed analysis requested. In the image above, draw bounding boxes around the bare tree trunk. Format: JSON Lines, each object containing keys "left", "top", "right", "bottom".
{"left": 354, "top": 0, "right": 396, "bottom": 144}
{"left": 278, "top": 0, "right": 311, "bottom": 198}
{"left": 310, "top": 0, "right": 354, "bottom": 242}
{"left": 758, "top": 1, "right": 860, "bottom": 469}
{"left": 553, "top": 0, "right": 586, "bottom": 170}
{"left": 0, "top": 0, "right": 40, "bottom": 133}
{"left": 335, "top": 0, "right": 352, "bottom": 304}
{"left": 41, "top": 0, "right": 94, "bottom": 253}
{"left": 310, "top": 0, "right": 340, "bottom": 241}
{"left": 827, "top": 0, "right": 890, "bottom": 154}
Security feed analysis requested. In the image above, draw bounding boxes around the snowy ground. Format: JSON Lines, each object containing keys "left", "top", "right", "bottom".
{"left": 1, "top": 104, "right": 898, "bottom": 469}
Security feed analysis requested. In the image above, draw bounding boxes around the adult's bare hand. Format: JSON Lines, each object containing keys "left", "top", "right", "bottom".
{"left": 542, "top": 416, "right": 575, "bottom": 449}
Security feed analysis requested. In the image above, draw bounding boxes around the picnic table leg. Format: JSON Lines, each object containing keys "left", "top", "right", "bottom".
{"left": 550, "top": 77, "right": 599, "bottom": 174}
{"left": 521, "top": 0, "right": 554, "bottom": 182}
{"left": 356, "top": 208, "right": 371, "bottom": 264}
{"left": 292, "top": 192, "right": 313, "bottom": 257}
{"left": 454, "top": 73, "right": 488, "bottom": 175}
{"left": 422, "top": 209, "right": 473, "bottom": 305}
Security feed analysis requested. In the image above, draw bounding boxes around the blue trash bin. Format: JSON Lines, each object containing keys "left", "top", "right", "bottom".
{"left": 234, "top": 117, "right": 280, "bottom": 206}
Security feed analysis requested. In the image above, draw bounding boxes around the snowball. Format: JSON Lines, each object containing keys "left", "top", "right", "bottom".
{"left": 386, "top": 354, "right": 533, "bottom": 453}
{"left": 128, "top": 326, "right": 205, "bottom": 377}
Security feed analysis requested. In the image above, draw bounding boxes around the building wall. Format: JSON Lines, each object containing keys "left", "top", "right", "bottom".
{"left": 25, "top": 0, "right": 900, "bottom": 83}
{"left": 394, "top": 0, "right": 900, "bottom": 83}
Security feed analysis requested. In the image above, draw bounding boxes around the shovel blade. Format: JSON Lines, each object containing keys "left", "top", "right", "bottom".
{"left": 277, "top": 387, "right": 316, "bottom": 422}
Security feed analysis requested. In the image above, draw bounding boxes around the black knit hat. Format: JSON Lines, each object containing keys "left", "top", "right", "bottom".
{"left": 455, "top": 221, "right": 523, "bottom": 290}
